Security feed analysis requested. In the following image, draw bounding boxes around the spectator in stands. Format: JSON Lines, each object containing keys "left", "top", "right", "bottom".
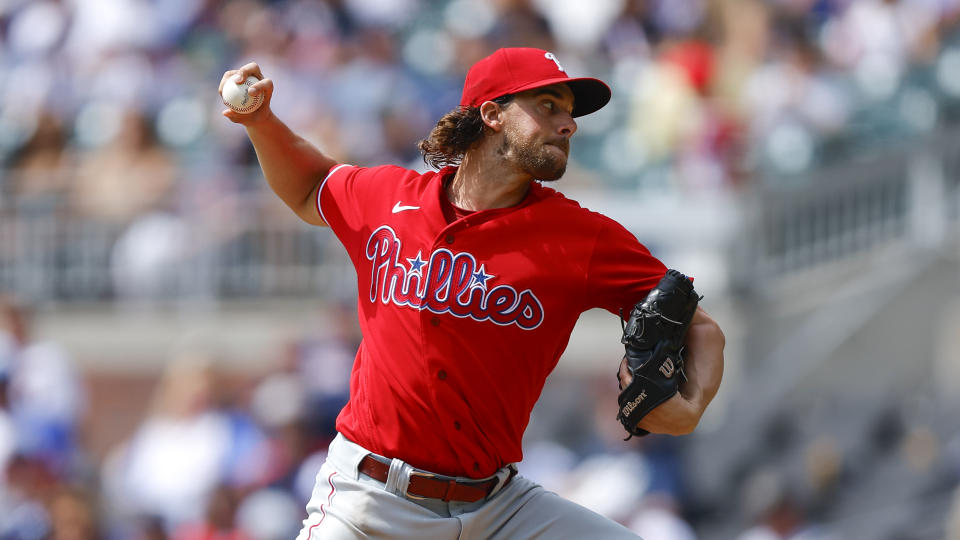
{"left": 5, "top": 111, "right": 73, "bottom": 209}
{"left": 0, "top": 298, "right": 85, "bottom": 475}
{"left": 171, "top": 484, "right": 253, "bottom": 540}
{"left": 742, "top": 19, "right": 850, "bottom": 176}
{"left": 46, "top": 484, "right": 102, "bottom": 540}
{"left": 488, "top": 0, "right": 555, "bottom": 51}
{"left": 109, "top": 211, "right": 190, "bottom": 305}
{"left": 102, "top": 351, "right": 260, "bottom": 532}
{"left": 0, "top": 453, "right": 58, "bottom": 540}
{"left": 0, "top": 334, "right": 16, "bottom": 486}
{"left": 0, "top": 297, "right": 87, "bottom": 540}
{"left": 72, "top": 108, "right": 176, "bottom": 225}
{"left": 822, "top": 0, "right": 942, "bottom": 100}
{"left": 736, "top": 473, "right": 837, "bottom": 540}
{"left": 627, "top": 492, "right": 697, "bottom": 540}
{"left": 233, "top": 487, "right": 302, "bottom": 540}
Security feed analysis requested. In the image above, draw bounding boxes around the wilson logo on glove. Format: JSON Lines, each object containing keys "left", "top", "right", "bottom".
{"left": 659, "top": 358, "right": 675, "bottom": 378}
{"left": 620, "top": 390, "right": 648, "bottom": 417}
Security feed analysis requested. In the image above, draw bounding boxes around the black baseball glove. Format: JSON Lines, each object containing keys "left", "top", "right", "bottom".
{"left": 617, "top": 269, "right": 700, "bottom": 439}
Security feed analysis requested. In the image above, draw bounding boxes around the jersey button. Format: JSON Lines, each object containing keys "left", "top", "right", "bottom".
{"left": 438, "top": 370, "right": 447, "bottom": 380}
{"left": 445, "top": 233, "right": 455, "bottom": 244}
{"left": 453, "top": 421, "right": 461, "bottom": 430}
{"left": 473, "top": 462, "right": 481, "bottom": 472}
{"left": 430, "top": 316, "right": 440, "bottom": 327}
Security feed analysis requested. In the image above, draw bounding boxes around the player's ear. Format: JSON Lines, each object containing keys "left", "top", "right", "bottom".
{"left": 479, "top": 100, "right": 505, "bottom": 132}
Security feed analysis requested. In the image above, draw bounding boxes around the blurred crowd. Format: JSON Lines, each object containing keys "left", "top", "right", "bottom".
{"left": 3, "top": 297, "right": 960, "bottom": 539}
{"left": 0, "top": 295, "right": 364, "bottom": 540}
{"left": 4, "top": 0, "right": 960, "bottom": 215}
{"left": 3, "top": 0, "right": 960, "bottom": 302}
{"left": 3, "top": 0, "right": 960, "bottom": 538}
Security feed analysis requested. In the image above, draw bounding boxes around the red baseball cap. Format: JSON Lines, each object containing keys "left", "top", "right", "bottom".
{"left": 460, "top": 48, "right": 612, "bottom": 118}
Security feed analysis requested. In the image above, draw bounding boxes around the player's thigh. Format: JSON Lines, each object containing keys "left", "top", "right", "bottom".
{"left": 296, "top": 463, "right": 365, "bottom": 540}
{"left": 298, "top": 460, "right": 462, "bottom": 540}
{"left": 474, "top": 475, "right": 642, "bottom": 540}
{"left": 298, "top": 509, "right": 362, "bottom": 540}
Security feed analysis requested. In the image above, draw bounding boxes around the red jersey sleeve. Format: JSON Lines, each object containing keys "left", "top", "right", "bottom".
{"left": 584, "top": 217, "right": 667, "bottom": 316}
{"left": 317, "top": 164, "right": 382, "bottom": 231}
{"left": 316, "top": 164, "right": 410, "bottom": 253}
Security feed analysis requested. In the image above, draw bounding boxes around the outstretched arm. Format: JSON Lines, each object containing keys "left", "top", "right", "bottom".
{"left": 220, "top": 63, "right": 338, "bottom": 226}
{"left": 619, "top": 307, "right": 725, "bottom": 435}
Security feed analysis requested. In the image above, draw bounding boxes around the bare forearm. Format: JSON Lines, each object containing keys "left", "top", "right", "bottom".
{"left": 220, "top": 63, "right": 337, "bottom": 225}
{"left": 678, "top": 308, "right": 724, "bottom": 414}
{"left": 246, "top": 112, "right": 337, "bottom": 224}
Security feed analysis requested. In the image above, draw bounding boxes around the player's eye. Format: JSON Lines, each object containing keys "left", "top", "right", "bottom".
{"left": 542, "top": 100, "right": 555, "bottom": 111}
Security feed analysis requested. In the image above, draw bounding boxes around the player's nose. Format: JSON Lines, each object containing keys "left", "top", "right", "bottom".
{"left": 557, "top": 113, "right": 577, "bottom": 138}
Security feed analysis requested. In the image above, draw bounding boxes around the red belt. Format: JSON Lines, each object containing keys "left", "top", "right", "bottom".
{"left": 358, "top": 455, "right": 515, "bottom": 503}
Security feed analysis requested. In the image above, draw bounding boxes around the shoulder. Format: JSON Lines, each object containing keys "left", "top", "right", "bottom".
{"left": 529, "top": 183, "right": 628, "bottom": 231}
{"left": 529, "top": 184, "right": 655, "bottom": 260}
{"left": 325, "top": 164, "right": 442, "bottom": 195}
{"left": 329, "top": 163, "right": 428, "bottom": 182}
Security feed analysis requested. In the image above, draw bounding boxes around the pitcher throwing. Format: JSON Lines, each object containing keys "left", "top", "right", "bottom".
{"left": 220, "top": 47, "right": 724, "bottom": 539}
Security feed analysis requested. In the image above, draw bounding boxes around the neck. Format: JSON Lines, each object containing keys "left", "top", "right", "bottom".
{"left": 447, "top": 147, "right": 533, "bottom": 211}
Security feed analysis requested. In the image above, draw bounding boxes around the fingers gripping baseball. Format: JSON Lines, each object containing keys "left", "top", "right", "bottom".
{"left": 219, "top": 63, "right": 273, "bottom": 124}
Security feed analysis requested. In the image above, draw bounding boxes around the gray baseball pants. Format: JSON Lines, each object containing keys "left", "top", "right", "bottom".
{"left": 296, "top": 433, "right": 641, "bottom": 539}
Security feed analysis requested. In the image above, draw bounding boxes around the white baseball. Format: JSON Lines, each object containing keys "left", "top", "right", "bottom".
{"left": 221, "top": 75, "right": 263, "bottom": 114}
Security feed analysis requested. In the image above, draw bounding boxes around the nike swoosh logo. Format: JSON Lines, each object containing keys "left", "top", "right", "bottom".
{"left": 392, "top": 202, "right": 420, "bottom": 213}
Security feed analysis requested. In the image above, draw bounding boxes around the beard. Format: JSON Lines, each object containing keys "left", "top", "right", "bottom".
{"left": 499, "top": 127, "right": 568, "bottom": 181}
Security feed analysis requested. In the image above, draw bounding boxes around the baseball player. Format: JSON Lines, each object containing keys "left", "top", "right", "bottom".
{"left": 220, "top": 47, "right": 724, "bottom": 539}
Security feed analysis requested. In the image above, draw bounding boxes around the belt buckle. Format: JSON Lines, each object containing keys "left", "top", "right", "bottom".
{"left": 487, "top": 464, "right": 517, "bottom": 499}
{"left": 403, "top": 469, "right": 436, "bottom": 500}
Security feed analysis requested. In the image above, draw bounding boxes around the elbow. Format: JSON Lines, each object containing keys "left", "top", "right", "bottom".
{"left": 714, "top": 322, "right": 726, "bottom": 351}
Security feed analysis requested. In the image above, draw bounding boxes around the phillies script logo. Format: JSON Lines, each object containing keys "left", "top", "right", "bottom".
{"left": 365, "top": 225, "right": 544, "bottom": 330}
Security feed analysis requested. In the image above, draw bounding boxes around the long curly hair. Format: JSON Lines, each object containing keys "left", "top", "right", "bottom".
{"left": 417, "top": 95, "right": 513, "bottom": 169}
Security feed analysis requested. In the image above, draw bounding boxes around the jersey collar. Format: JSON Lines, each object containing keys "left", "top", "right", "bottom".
{"left": 431, "top": 166, "right": 549, "bottom": 220}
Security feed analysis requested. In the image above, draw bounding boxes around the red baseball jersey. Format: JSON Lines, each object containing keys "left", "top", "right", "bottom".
{"left": 317, "top": 164, "right": 667, "bottom": 478}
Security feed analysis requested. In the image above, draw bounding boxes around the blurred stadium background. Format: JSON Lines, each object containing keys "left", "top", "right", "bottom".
{"left": 1, "top": 0, "right": 960, "bottom": 538}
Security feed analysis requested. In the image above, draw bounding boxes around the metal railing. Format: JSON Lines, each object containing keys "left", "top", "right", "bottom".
{"left": 0, "top": 191, "right": 355, "bottom": 305}
{"left": 2, "top": 127, "right": 958, "bottom": 305}
{"left": 731, "top": 126, "right": 960, "bottom": 290}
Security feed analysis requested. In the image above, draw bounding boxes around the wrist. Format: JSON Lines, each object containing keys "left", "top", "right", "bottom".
{"left": 244, "top": 108, "right": 278, "bottom": 131}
